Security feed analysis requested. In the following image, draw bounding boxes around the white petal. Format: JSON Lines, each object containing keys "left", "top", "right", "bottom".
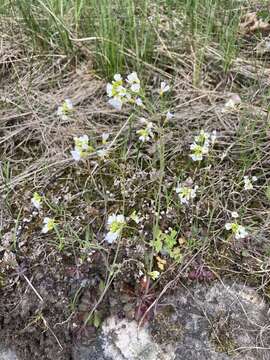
{"left": 108, "top": 97, "right": 122, "bottom": 110}
{"left": 106, "top": 83, "right": 113, "bottom": 97}
{"left": 114, "top": 74, "right": 122, "bottom": 82}
{"left": 57, "top": 106, "right": 63, "bottom": 116}
{"left": 130, "top": 83, "right": 140, "bottom": 93}
{"left": 225, "top": 223, "right": 232, "bottom": 230}
{"left": 80, "top": 135, "right": 89, "bottom": 142}
{"left": 31, "top": 199, "right": 41, "bottom": 210}
{"left": 105, "top": 231, "right": 118, "bottom": 244}
{"left": 231, "top": 211, "right": 239, "bottom": 219}
{"left": 107, "top": 214, "right": 117, "bottom": 226}
{"left": 65, "top": 99, "right": 73, "bottom": 109}
{"left": 61, "top": 114, "right": 68, "bottom": 121}
{"left": 160, "top": 81, "right": 169, "bottom": 93}
{"left": 166, "top": 112, "right": 174, "bottom": 120}
{"left": 252, "top": 176, "right": 257, "bottom": 182}
{"left": 127, "top": 72, "right": 139, "bottom": 83}
{"left": 180, "top": 197, "right": 188, "bottom": 204}
{"left": 71, "top": 150, "right": 81, "bottom": 161}
{"left": 116, "top": 214, "right": 125, "bottom": 223}
{"left": 41, "top": 225, "right": 48, "bottom": 234}
{"left": 102, "top": 133, "right": 109, "bottom": 143}
{"left": 135, "top": 97, "right": 143, "bottom": 106}
{"left": 139, "top": 135, "right": 145, "bottom": 142}
{"left": 190, "top": 154, "right": 202, "bottom": 161}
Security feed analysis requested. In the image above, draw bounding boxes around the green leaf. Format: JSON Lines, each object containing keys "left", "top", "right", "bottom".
{"left": 99, "top": 280, "right": 105, "bottom": 293}
{"left": 151, "top": 229, "right": 163, "bottom": 253}
{"left": 164, "top": 229, "right": 177, "bottom": 250}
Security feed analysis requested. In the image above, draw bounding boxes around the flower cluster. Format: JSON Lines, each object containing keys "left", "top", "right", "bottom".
{"left": 136, "top": 118, "right": 154, "bottom": 142}
{"left": 225, "top": 212, "right": 248, "bottom": 239}
{"left": 106, "top": 73, "right": 143, "bottom": 110}
{"left": 105, "top": 214, "right": 126, "bottom": 244}
{"left": 190, "top": 130, "right": 216, "bottom": 161}
{"left": 176, "top": 181, "right": 198, "bottom": 205}
{"left": 71, "top": 135, "right": 94, "bottom": 161}
{"left": 57, "top": 99, "right": 73, "bottom": 120}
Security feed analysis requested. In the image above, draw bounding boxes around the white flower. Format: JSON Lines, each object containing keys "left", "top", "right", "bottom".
{"left": 159, "top": 81, "right": 170, "bottom": 96}
{"left": 176, "top": 183, "right": 198, "bottom": 204}
{"left": 106, "top": 75, "right": 125, "bottom": 97}
{"left": 102, "top": 133, "right": 109, "bottom": 145}
{"left": 222, "top": 94, "right": 241, "bottom": 112}
{"left": 225, "top": 223, "right": 233, "bottom": 230}
{"left": 31, "top": 192, "right": 42, "bottom": 210}
{"left": 42, "top": 217, "right": 55, "bottom": 234}
{"left": 189, "top": 143, "right": 209, "bottom": 161}
{"left": 244, "top": 176, "right": 257, "bottom": 190}
{"left": 252, "top": 176, "right": 257, "bottom": 182}
{"left": 105, "top": 214, "right": 126, "bottom": 244}
{"left": 127, "top": 72, "right": 140, "bottom": 93}
{"left": 107, "top": 74, "right": 127, "bottom": 110}
{"left": 166, "top": 111, "right": 174, "bottom": 121}
{"left": 136, "top": 121, "right": 154, "bottom": 142}
{"left": 189, "top": 129, "right": 216, "bottom": 162}
{"left": 231, "top": 211, "right": 239, "bottom": 219}
{"left": 97, "top": 149, "right": 109, "bottom": 159}
{"left": 75, "top": 135, "right": 89, "bottom": 150}
{"left": 135, "top": 97, "right": 143, "bottom": 107}
{"left": 225, "top": 222, "right": 248, "bottom": 239}
{"left": 57, "top": 99, "right": 73, "bottom": 120}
